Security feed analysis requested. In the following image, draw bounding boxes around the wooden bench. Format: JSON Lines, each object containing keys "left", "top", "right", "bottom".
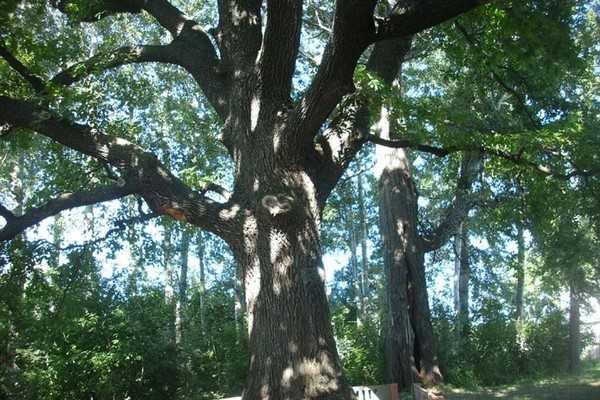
{"left": 222, "top": 383, "right": 399, "bottom": 400}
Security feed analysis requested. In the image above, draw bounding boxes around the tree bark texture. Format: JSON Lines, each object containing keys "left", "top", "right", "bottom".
{"left": 377, "top": 112, "right": 417, "bottom": 389}
{"left": 232, "top": 175, "right": 353, "bottom": 400}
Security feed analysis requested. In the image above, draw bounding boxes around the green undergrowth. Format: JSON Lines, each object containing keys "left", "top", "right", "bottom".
{"left": 443, "top": 362, "right": 600, "bottom": 400}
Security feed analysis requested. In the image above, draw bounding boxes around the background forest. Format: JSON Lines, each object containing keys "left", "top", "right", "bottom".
{"left": 1, "top": 0, "right": 600, "bottom": 399}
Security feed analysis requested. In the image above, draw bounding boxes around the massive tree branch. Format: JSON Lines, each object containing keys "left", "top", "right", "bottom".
{"left": 52, "top": 0, "right": 187, "bottom": 37}
{"left": 376, "top": 0, "right": 493, "bottom": 41}
{"left": 50, "top": 40, "right": 227, "bottom": 117}
{"left": 310, "top": 37, "right": 412, "bottom": 203}
{"left": 421, "top": 151, "right": 483, "bottom": 252}
{"left": 215, "top": 0, "right": 262, "bottom": 67}
{"left": 289, "top": 0, "right": 378, "bottom": 146}
{"left": 0, "top": 183, "right": 139, "bottom": 242}
{"left": 0, "top": 204, "right": 16, "bottom": 222}
{"left": 289, "top": 0, "right": 491, "bottom": 152}
{"left": 260, "top": 0, "right": 303, "bottom": 101}
{"left": 50, "top": 0, "right": 227, "bottom": 117}
{"left": 142, "top": 0, "right": 190, "bottom": 37}
{"left": 0, "top": 96, "right": 235, "bottom": 237}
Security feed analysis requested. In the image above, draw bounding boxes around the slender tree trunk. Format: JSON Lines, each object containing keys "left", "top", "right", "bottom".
{"left": 373, "top": 49, "right": 441, "bottom": 387}
{"left": 515, "top": 222, "right": 525, "bottom": 323}
{"left": 5, "top": 159, "right": 25, "bottom": 378}
{"left": 197, "top": 233, "right": 206, "bottom": 335}
{"left": 163, "top": 226, "right": 176, "bottom": 346}
{"left": 50, "top": 215, "right": 64, "bottom": 269}
{"left": 357, "top": 173, "right": 369, "bottom": 317}
{"left": 569, "top": 278, "right": 581, "bottom": 374}
{"left": 176, "top": 229, "right": 190, "bottom": 347}
{"left": 376, "top": 99, "right": 442, "bottom": 388}
{"left": 343, "top": 200, "right": 362, "bottom": 325}
{"left": 349, "top": 210, "right": 363, "bottom": 325}
{"left": 454, "top": 221, "right": 470, "bottom": 342}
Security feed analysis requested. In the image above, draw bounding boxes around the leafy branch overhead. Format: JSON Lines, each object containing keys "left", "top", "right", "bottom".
{"left": 0, "top": 0, "right": 494, "bottom": 241}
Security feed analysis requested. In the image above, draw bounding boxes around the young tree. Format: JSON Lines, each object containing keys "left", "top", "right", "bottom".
{"left": 453, "top": 220, "right": 470, "bottom": 342}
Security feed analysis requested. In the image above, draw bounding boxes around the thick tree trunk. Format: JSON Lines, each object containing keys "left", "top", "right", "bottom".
{"left": 234, "top": 170, "right": 353, "bottom": 400}
{"left": 376, "top": 103, "right": 441, "bottom": 388}
{"left": 569, "top": 279, "right": 581, "bottom": 374}
{"left": 454, "top": 221, "right": 470, "bottom": 342}
{"left": 408, "top": 252, "right": 441, "bottom": 386}
{"left": 234, "top": 262, "right": 246, "bottom": 343}
{"left": 377, "top": 119, "right": 416, "bottom": 390}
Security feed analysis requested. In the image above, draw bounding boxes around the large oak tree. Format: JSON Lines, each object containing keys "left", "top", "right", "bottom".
{"left": 1, "top": 0, "right": 505, "bottom": 398}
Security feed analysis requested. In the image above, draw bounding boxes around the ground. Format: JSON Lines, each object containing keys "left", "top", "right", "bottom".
{"left": 443, "top": 363, "right": 600, "bottom": 400}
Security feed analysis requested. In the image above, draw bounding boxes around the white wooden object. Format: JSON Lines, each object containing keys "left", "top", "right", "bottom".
{"left": 221, "top": 383, "right": 399, "bottom": 400}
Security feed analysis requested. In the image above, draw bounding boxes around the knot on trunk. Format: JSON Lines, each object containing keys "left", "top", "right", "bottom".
{"left": 261, "top": 194, "right": 295, "bottom": 217}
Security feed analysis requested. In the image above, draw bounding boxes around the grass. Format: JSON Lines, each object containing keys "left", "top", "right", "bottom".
{"left": 443, "top": 363, "right": 600, "bottom": 400}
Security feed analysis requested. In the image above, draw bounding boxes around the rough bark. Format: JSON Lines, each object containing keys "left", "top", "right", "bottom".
{"left": 232, "top": 171, "right": 353, "bottom": 400}
{"left": 377, "top": 108, "right": 417, "bottom": 389}
{"left": 407, "top": 251, "right": 441, "bottom": 386}
{"left": 234, "top": 264, "right": 246, "bottom": 343}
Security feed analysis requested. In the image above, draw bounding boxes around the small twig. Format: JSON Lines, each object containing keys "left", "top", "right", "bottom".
{"left": 338, "top": 165, "right": 374, "bottom": 187}
{"left": 454, "top": 21, "right": 542, "bottom": 130}
{"left": 0, "top": 38, "right": 46, "bottom": 93}
{"left": 32, "top": 212, "right": 159, "bottom": 251}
